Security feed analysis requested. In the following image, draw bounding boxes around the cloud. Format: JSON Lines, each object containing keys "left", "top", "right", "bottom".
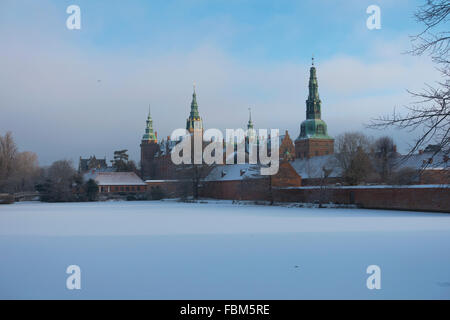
{"left": 0, "top": 1, "right": 439, "bottom": 164}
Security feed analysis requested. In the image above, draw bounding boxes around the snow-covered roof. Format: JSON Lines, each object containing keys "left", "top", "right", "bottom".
{"left": 84, "top": 172, "right": 146, "bottom": 186}
{"left": 393, "top": 151, "right": 449, "bottom": 170}
{"left": 204, "top": 164, "right": 263, "bottom": 181}
{"left": 290, "top": 155, "right": 342, "bottom": 179}
{"left": 290, "top": 151, "right": 448, "bottom": 180}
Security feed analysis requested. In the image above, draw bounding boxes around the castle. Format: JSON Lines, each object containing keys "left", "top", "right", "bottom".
{"left": 140, "top": 60, "right": 334, "bottom": 181}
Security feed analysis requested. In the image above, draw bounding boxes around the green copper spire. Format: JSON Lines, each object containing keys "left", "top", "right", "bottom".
{"left": 190, "top": 83, "right": 200, "bottom": 119}
{"left": 247, "top": 107, "right": 254, "bottom": 130}
{"left": 186, "top": 83, "right": 203, "bottom": 132}
{"left": 296, "top": 59, "right": 332, "bottom": 141}
{"left": 306, "top": 57, "right": 321, "bottom": 119}
{"left": 142, "top": 105, "right": 157, "bottom": 143}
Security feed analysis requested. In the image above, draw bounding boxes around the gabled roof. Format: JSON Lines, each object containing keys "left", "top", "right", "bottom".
{"left": 84, "top": 171, "right": 146, "bottom": 186}
{"left": 290, "top": 154, "right": 342, "bottom": 179}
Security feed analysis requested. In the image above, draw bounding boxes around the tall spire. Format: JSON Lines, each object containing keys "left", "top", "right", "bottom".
{"left": 296, "top": 59, "right": 332, "bottom": 142}
{"left": 186, "top": 83, "right": 203, "bottom": 132}
{"left": 306, "top": 58, "right": 321, "bottom": 120}
{"left": 247, "top": 107, "right": 253, "bottom": 129}
{"left": 142, "top": 104, "right": 157, "bottom": 143}
{"left": 189, "top": 82, "right": 200, "bottom": 119}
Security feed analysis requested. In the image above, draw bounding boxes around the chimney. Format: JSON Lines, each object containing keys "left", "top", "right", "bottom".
{"left": 419, "top": 150, "right": 424, "bottom": 155}
{"left": 167, "top": 136, "right": 170, "bottom": 141}
{"left": 155, "top": 131, "right": 158, "bottom": 138}
{"left": 393, "top": 145, "right": 397, "bottom": 153}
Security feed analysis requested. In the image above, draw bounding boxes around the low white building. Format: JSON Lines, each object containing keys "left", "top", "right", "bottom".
{"left": 84, "top": 171, "right": 147, "bottom": 193}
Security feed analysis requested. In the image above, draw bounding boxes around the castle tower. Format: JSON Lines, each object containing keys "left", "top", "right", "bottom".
{"left": 140, "top": 106, "right": 160, "bottom": 180}
{"left": 246, "top": 107, "right": 257, "bottom": 144}
{"left": 186, "top": 84, "right": 203, "bottom": 134}
{"left": 295, "top": 58, "right": 334, "bottom": 159}
{"left": 142, "top": 106, "right": 158, "bottom": 143}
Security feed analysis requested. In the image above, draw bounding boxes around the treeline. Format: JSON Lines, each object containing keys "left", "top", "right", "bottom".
{"left": 0, "top": 132, "right": 40, "bottom": 193}
{"left": 0, "top": 132, "right": 98, "bottom": 202}
{"left": 333, "top": 132, "right": 418, "bottom": 186}
{"left": 35, "top": 160, "right": 99, "bottom": 202}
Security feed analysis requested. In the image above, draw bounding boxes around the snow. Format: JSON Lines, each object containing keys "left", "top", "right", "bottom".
{"left": 284, "top": 184, "right": 450, "bottom": 190}
{"left": 83, "top": 172, "right": 146, "bottom": 186}
{"left": 395, "top": 151, "right": 449, "bottom": 170}
{"left": 1, "top": 201, "right": 450, "bottom": 299}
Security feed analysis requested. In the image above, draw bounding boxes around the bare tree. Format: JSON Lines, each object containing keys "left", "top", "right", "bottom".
{"left": 0, "top": 132, "right": 40, "bottom": 193}
{"left": 318, "top": 166, "right": 333, "bottom": 207}
{"left": 373, "top": 136, "right": 397, "bottom": 182}
{"left": 369, "top": 0, "right": 450, "bottom": 163}
{"left": 0, "top": 132, "right": 18, "bottom": 190}
{"left": 9, "top": 151, "right": 40, "bottom": 192}
{"left": 335, "top": 132, "right": 373, "bottom": 185}
{"left": 409, "top": 0, "right": 450, "bottom": 65}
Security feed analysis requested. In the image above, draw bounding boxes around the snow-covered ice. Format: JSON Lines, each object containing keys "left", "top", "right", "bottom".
{"left": 0, "top": 200, "right": 449, "bottom": 299}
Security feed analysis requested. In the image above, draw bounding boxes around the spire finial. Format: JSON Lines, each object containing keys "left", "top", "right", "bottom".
{"left": 148, "top": 104, "right": 151, "bottom": 116}
{"left": 312, "top": 55, "right": 314, "bottom": 66}
{"left": 248, "top": 107, "right": 252, "bottom": 122}
{"left": 193, "top": 82, "right": 196, "bottom": 93}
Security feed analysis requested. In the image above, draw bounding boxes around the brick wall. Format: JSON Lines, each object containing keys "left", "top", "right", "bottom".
{"left": 148, "top": 178, "right": 449, "bottom": 213}
{"left": 273, "top": 186, "right": 450, "bottom": 213}
{"left": 146, "top": 180, "right": 189, "bottom": 198}
{"left": 271, "top": 161, "right": 302, "bottom": 187}
{"left": 201, "top": 179, "right": 271, "bottom": 201}
{"left": 200, "top": 180, "right": 449, "bottom": 212}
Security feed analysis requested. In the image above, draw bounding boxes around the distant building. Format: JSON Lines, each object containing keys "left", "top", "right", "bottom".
{"left": 140, "top": 107, "right": 160, "bottom": 180}
{"left": 140, "top": 86, "right": 205, "bottom": 181}
{"left": 83, "top": 171, "right": 147, "bottom": 194}
{"left": 186, "top": 84, "right": 203, "bottom": 134}
{"left": 295, "top": 60, "right": 334, "bottom": 159}
{"left": 279, "top": 131, "right": 296, "bottom": 161}
{"left": 78, "top": 156, "right": 108, "bottom": 173}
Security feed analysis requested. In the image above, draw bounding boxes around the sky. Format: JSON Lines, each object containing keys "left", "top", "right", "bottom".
{"left": 0, "top": 0, "right": 443, "bottom": 165}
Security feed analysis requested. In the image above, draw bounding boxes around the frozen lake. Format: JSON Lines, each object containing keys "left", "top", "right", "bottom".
{"left": 1, "top": 200, "right": 449, "bottom": 299}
